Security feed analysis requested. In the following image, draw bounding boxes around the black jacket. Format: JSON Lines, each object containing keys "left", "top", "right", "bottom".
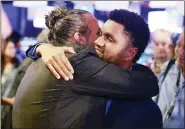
{"left": 105, "top": 98, "right": 163, "bottom": 128}
{"left": 13, "top": 45, "right": 159, "bottom": 129}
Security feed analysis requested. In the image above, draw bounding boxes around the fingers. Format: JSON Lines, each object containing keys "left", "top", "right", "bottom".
{"left": 53, "top": 55, "right": 73, "bottom": 80}
{"left": 46, "top": 62, "right": 61, "bottom": 80}
{"left": 55, "top": 47, "right": 75, "bottom": 74}
{"left": 61, "top": 54, "right": 74, "bottom": 74}
{"left": 46, "top": 59, "right": 69, "bottom": 81}
{"left": 42, "top": 46, "right": 76, "bottom": 81}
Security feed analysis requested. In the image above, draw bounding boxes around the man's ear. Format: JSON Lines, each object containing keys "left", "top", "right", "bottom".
{"left": 124, "top": 47, "right": 138, "bottom": 61}
{"left": 74, "top": 32, "right": 87, "bottom": 44}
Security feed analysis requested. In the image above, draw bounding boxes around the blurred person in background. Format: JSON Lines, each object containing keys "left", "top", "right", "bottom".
{"left": 21, "top": 8, "right": 162, "bottom": 128}
{"left": 147, "top": 29, "right": 173, "bottom": 77}
{"left": 1, "top": 29, "right": 49, "bottom": 129}
{"left": 1, "top": 28, "right": 50, "bottom": 105}
{"left": 1, "top": 38, "right": 19, "bottom": 129}
{"left": 152, "top": 33, "right": 181, "bottom": 102}
{"left": 6, "top": 31, "right": 26, "bottom": 63}
{"left": 162, "top": 31, "right": 184, "bottom": 128}
{"left": 154, "top": 32, "right": 183, "bottom": 105}
{"left": 167, "top": 33, "right": 179, "bottom": 61}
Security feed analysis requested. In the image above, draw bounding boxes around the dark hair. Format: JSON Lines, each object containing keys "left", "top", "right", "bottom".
{"left": 5, "top": 31, "right": 22, "bottom": 45}
{"left": 1, "top": 41, "right": 19, "bottom": 73}
{"left": 109, "top": 9, "right": 150, "bottom": 63}
{"left": 45, "top": 7, "right": 91, "bottom": 46}
{"left": 171, "top": 33, "right": 180, "bottom": 46}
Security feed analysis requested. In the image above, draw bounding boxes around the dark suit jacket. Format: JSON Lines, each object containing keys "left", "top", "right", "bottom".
{"left": 13, "top": 45, "right": 159, "bottom": 129}
{"left": 105, "top": 99, "right": 163, "bottom": 128}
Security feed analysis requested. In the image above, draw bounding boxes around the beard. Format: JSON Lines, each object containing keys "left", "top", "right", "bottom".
{"left": 94, "top": 44, "right": 128, "bottom": 66}
{"left": 95, "top": 49, "right": 104, "bottom": 58}
{"left": 103, "top": 50, "right": 125, "bottom": 66}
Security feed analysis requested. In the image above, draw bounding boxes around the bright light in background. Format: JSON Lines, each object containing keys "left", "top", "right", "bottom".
{"left": 166, "top": 8, "right": 184, "bottom": 27}
{"left": 13, "top": 1, "right": 47, "bottom": 8}
{"left": 94, "top": 1, "right": 129, "bottom": 11}
{"left": 21, "top": 38, "right": 37, "bottom": 52}
{"left": 33, "top": 6, "right": 55, "bottom": 28}
{"left": 175, "top": 1, "right": 184, "bottom": 16}
{"left": 33, "top": 18, "right": 46, "bottom": 28}
{"left": 148, "top": 11, "right": 182, "bottom": 33}
{"left": 128, "top": 2, "right": 141, "bottom": 15}
{"left": 132, "top": 1, "right": 140, "bottom": 3}
{"left": 149, "top": 1, "right": 177, "bottom": 8}
{"left": 148, "top": 11, "right": 168, "bottom": 31}
{"left": 98, "top": 20, "right": 104, "bottom": 27}
{"left": 27, "top": 7, "right": 37, "bottom": 20}
{"left": 1, "top": 5, "right": 12, "bottom": 39}
{"left": 73, "top": 1, "right": 94, "bottom": 14}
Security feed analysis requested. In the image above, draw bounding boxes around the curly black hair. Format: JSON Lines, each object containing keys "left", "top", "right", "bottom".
{"left": 109, "top": 9, "right": 150, "bottom": 63}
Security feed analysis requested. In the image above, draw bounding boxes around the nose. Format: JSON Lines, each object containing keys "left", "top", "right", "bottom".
{"left": 158, "top": 44, "right": 164, "bottom": 50}
{"left": 94, "top": 36, "right": 105, "bottom": 47}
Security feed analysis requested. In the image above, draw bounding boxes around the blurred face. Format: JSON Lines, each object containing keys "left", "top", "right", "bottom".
{"left": 152, "top": 33, "right": 171, "bottom": 60}
{"left": 4, "top": 41, "right": 16, "bottom": 58}
{"left": 84, "top": 14, "right": 100, "bottom": 44}
{"left": 175, "top": 33, "right": 184, "bottom": 70}
{"left": 74, "top": 14, "right": 100, "bottom": 45}
{"left": 94, "top": 20, "right": 138, "bottom": 65}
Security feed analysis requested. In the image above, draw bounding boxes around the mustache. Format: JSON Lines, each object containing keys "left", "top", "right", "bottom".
{"left": 94, "top": 46, "right": 104, "bottom": 53}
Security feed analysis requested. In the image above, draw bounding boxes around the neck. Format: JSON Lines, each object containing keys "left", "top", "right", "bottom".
{"left": 119, "top": 61, "right": 133, "bottom": 69}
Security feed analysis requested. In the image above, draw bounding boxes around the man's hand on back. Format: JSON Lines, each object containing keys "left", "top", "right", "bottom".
{"left": 36, "top": 44, "right": 76, "bottom": 80}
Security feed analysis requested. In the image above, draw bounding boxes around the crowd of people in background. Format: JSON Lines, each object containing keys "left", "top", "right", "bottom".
{"left": 1, "top": 4, "right": 184, "bottom": 129}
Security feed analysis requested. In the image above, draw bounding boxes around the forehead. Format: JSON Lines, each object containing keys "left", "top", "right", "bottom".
{"left": 153, "top": 32, "right": 172, "bottom": 44}
{"left": 7, "top": 41, "right": 14, "bottom": 46}
{"left": 102, "top": 20, "right": 124, "bottom": 35}
{"left": 84, "top": 14, "right": 99, "bottom": 31}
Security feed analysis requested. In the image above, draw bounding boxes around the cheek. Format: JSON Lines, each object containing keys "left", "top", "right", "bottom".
{"left": 6, "top": 48, "right": 16, "bottom": 57}
{"left": 90, "top": 34, "right": 97, "bottom": 43}
{"left": 179, "top": 49, "right": 185, "bottom": 58}
{"left": 104, "top": 44, "right": 125, "bottom": 62}
{"left": 175, "top": 47, "right": 184, "bottom": 57}
{"left": 104, "top": 44, "right": 118, "bottom": 56}
{"left": 12, "top": 49, "right": 16, "bottom": 55}
{"left": 4, "top": 47, "right": 10, "bottom": 55}
{"left": 180, "top": 47, "right": 185, "bottom": 55}
{"left": 165, "top": 44, "right": 169, "bottom": 49}
{"left": 154, "top": 46, "right": 159, "bottom": 51}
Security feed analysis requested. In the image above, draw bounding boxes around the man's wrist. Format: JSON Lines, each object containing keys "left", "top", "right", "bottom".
{"left": 37, "top": 44, "right": 53, "bottom": 57}
{"left": 26, "top": 43, "right": 43, "bottom": 60}
{"left": 36, "top": 45, "right": 42, "bottom": 57}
